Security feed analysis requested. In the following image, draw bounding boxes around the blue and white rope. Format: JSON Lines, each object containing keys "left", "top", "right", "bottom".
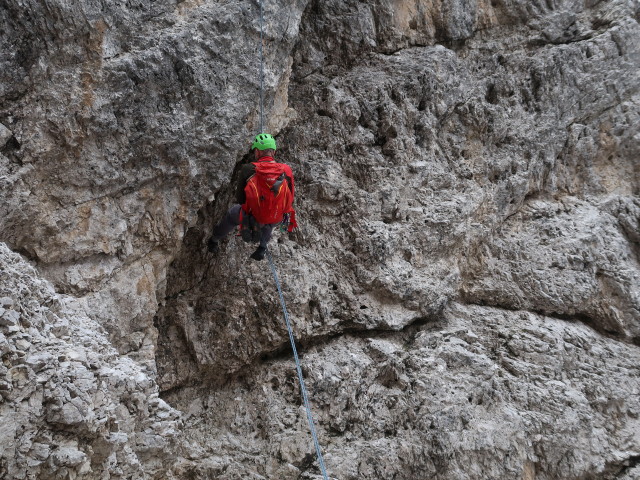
{"left": 266, "top": 248, "right": 329, "bottom": 480}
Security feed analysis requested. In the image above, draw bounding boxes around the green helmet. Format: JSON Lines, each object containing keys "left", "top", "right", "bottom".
{"left": 251, "top": 133, "right": 277, "bottom": 151}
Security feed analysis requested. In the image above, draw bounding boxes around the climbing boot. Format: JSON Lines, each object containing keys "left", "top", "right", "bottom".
{"left": 207, "top": 238, "right": 220, "bottom": 254}
{"left": 250, "top": 246, "right": 266, "bottom": 261}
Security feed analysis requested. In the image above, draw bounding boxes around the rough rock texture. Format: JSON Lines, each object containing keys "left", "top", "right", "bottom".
{"left": 1, "top": 0, "right": 639, "bottom": 478}
{"left": 166, "top": 304, "right": 640, "bottom": 479}
{"left": 0, "top": 243, "right": 180, "bottom": 479}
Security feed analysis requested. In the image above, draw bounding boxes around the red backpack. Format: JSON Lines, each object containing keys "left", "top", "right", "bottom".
{"left": 242, "top": 161, "right": 295, "bottom": 226}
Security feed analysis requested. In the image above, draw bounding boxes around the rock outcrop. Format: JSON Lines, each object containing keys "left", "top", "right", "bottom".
{"left": 0, "top": 243, "right": 180, "bottom": 479}
{"left": 1, "top": 0, "right": 639, "bottom": 478}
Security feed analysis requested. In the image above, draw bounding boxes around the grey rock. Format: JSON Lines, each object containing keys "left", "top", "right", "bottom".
{"left": 0, "top": 297, "right": 13, "bottom": 307}
{"left": 461, "top": 197, "right": 640, "bottom": 339}
{"left": 0, "top": 309, "right": 20, "bottom": 327}
{"left": 0, "top": 332, "right": 11, "bottom": 355}
{"left": 0, "top": 244, "right": 180, "bottom": 478}
{"left": 25, "top": 352, "right": 56, "bottom": 373}
{"left": 14, "top": 338, "right": 31, "bottom": 352}
{"left": 0, "top": 124, "right": 11, "bottom": 148}
{"left": 3, "top": 365, "right": 35, "bottom": 403}
{"left": 49, "top": 445, "right": 87, "bottom": 467}
{"left": 0, "top": 0, "right": 638, "bottom": 479}
{"left": 620, "top": 465, "right": 640, "bottom": 480}
{"left": 46, "top": 399, "right": 87, "bottom": 427}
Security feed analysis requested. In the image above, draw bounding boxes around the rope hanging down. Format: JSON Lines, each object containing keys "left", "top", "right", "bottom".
{"left": 258, "top": 7, "right": 327, "bottom": 474}
{"left": 258, "top": 0, "right": 265, "bottom": 133}
{"left": 266, "top": 248, "right": 330, "bottom": 480}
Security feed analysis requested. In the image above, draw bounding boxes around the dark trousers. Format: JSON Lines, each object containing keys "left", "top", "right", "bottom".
{"left": 211, "top": 204, "right": 274, "bottom": 248}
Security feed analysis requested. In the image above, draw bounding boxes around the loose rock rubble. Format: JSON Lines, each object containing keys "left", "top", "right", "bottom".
{"left": 0, "top": 243, "right": 180, "bottom": 479}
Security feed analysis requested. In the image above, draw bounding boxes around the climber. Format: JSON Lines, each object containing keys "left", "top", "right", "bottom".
{"left": 207, "top": 133, "right": 297, "bottom": 261}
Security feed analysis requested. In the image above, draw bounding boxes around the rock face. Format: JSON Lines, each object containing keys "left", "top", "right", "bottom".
{"left": 0, "top": 243, "right": 180, "bottom": 479}
{"left": 1, "top": 0, "right": 639, "bottom": 479}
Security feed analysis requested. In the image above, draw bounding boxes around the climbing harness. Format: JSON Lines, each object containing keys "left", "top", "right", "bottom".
{"left": 267, "top": 248, "right": 330, "bottom": 480}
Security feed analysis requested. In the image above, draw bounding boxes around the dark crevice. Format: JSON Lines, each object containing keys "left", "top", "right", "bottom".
{"left": 539, "top": 30, "right": 596, "bottom": 47}
{"left": 158, "top": 377, "right": 200, "bottom": 399}
{"left": 439, "top": 37, "right": 470, "bottom": 53}
{"left": 154, "top": 312, "right": 200, "bottom": 394}
{"left": 550, "top": 311, "right": 626, "bottom": 342}
{"left": 377, "top": 36, "right": 469, "bottom": 59}
{"left": 613, "top": 455, "right": 640, "bottom": 479}
{"left": 378, "top": 42, "right": 436, "bottom": 58}
{"left": 293, "top": 453, "right": 316, "bottom": 477}
{"left": 161, "top": 150, "right": 252, "bottom": 299}
{"left": 155, "top": 151, "right": 254, "bottom": 395}
{"left": 485, "top": 83, "right": 499, "bottom": 104}
{"left": 0, "top": 135, "right": 23, "bottom": 165}
{"left": 1, "top": 246, "right": 37, "bottom": 270}
{"left": 259, "top": 315, "right": 434, "bottom": 365}
{"left": 162, "top": 314, "right": 439, "bottom": 396}
{"left": 1, "top": 135, "right": 21, "bottom": 154}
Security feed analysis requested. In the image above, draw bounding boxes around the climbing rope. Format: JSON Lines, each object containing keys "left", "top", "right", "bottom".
{"left": 257, "top": 6, "right": 328, "bottom": 474}
{"left": 266, "top": 248, "right": 330, "bottom": 480}
{"left": 258, "top": 0, "right": 265, "bottom": 133}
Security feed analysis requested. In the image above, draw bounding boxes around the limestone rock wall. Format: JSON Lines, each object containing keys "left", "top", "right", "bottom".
{"left": 167, "top": 304, "right": 640, "bottom": 479}
{"left": 1, "top": 0, "right": 639, "bottom": 479}
{"left": 0, "top": 243, "right": 180, "bottom": 479}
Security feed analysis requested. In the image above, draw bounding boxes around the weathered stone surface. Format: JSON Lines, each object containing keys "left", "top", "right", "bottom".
{"left": 163, "top": 303, "right": 640, "bottom": 479}
{"left": 0, "top": 243, "right": 180, "bottom": 479}
{"left": 0, "top": 0, "right": 639, "bottom": 479}
{"left": 0, "top": 123, "right": 11, "bottom": 147}
{"left": 156, "top": 0, "right": 639, "bottom": 375}
{"left": 461, "top": 196, "right": 640, "bottom": 338}
{"left": 0, "top": 0, "right": 310, "bottom": 366}
{"left": 0, "top": 308, "right": 20, "bottom": 327}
